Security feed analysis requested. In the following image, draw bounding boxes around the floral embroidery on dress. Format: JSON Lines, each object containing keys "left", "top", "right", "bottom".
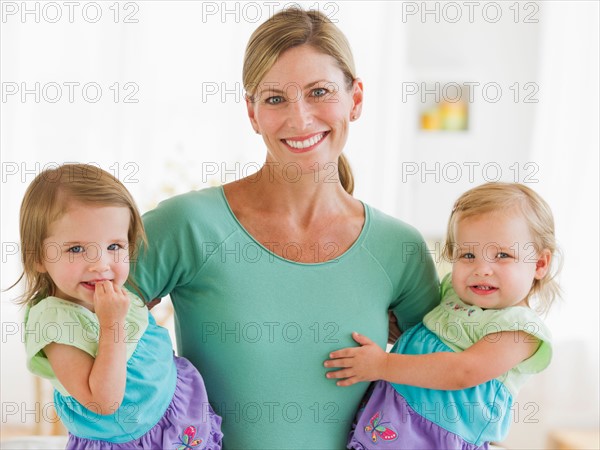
{"left": 445, "top": 301, "right": 477, "bottom": 317}
{"left": 174, "top": 425, "right": 203, "bottom": 449}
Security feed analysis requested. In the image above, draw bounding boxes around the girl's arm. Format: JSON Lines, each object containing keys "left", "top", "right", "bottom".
{"left": 324, "top": 331, "right": 540, "bottom": 390}
{"left": 44, "top": 281, "right": 130, "bottom": 415}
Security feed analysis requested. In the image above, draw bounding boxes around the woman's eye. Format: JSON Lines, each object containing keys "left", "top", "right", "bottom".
{"left": 312, "top": 87, "right": 328, "bottom": 97}
{"left": 265, "top": 96, "right": 284, "bottom": 105}
{"left": 108, "top": 243, "right": 124, "bottom": 251}
{"left": 67, "top": 246, "right": 84, "bottom": 254}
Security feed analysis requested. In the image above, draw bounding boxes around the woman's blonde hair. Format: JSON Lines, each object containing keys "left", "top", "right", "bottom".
{"left": 442, "top": 182, "right": 562, "bottom": 313}
{"left": 13, "top": 164, "right": 146, "bottom": 306}
{"left": 243, "top": 7, "right": 356, "bottom": 194}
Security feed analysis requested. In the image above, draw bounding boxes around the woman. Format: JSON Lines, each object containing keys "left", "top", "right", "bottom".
{"left": 133, "top": 8, "right": 439, "bottom": 448}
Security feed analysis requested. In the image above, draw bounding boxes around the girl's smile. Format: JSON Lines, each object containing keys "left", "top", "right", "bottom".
{"left": 81, "top": 279, "right": 113, "bottom": 290}
{"left": 468, "top": 284, "right": 499, "bottom": 295}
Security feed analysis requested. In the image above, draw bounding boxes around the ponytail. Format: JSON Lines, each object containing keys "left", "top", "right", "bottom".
{"left": 338, "top": 153, "right": 354, "bottom": 195}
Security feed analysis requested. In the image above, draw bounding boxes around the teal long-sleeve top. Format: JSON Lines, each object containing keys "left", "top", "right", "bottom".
{"left": 131, "top": 186, "right": 439, "bottom": 449}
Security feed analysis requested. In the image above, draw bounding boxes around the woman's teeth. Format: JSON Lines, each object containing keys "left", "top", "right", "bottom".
{"left": 285, "top": 132, "right": 325, "bottom": 149}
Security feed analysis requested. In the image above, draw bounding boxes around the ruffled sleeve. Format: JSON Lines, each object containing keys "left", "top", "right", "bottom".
{"left": 24, "top": 292, "right": 149, "bottom": 396}
{"left": 482, "top": 306, "right": 553, "bottom": 375}
{"left": 428, "top": 273, "right": 552, "bottom": 373}
{"left": 424, "top": 273, "right": 552, "bottom": 396}
{"left": 24, "top": 297, "right": 100, "bottom": 395}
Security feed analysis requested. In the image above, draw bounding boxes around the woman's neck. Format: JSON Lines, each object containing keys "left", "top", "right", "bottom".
{"left": 235, "top": 164, "right": 353, "bottom": 223}
{"left": 222, "top": 163, "right": 365, "bottom": 263}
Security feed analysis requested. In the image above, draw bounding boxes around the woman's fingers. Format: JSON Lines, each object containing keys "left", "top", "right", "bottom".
{"left": 388, "top": 310, "right": 401, "bottom": 344}
{"left": 146, "top": 298, "right": 162, "bottom": 310}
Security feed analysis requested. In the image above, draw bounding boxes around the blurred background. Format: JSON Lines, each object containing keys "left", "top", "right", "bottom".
{"left": 1, "top": 1, "right": 598, "bottom": 448}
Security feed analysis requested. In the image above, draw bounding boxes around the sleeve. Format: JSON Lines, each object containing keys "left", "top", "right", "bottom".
{"left": 482, "top": 308, "right": 553, "bottom": 374}
{"left": 513, "top": 312, "right": 552, "bottom": 374}
{"left": 129, "top": 193, "right": 204, "bottom": 302}
{"left": 389, "top": 226, "right": 441, "bottom": 332}
{"left": 439, "top": 272, "right": 453, "bottom": 300}
{"left": 25, "top": 301, "right": 99, "bottom": 380}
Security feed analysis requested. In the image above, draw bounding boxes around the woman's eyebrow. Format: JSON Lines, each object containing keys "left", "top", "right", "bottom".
{"left": 259, "top": 79, "right": 333, "bottom": 94}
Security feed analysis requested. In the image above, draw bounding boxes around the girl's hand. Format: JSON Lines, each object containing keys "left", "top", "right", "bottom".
{"left": 45, "top": 281, "right": 130, "bottom": 413}
{"left": 324, "top": 332, "right": 388, "bottom": 386}
{"left": 93, "top": 281, "right": 130, "bottom": 333}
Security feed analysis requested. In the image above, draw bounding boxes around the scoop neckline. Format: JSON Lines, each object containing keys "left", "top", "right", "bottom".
{"left": 217, "top": 185, "right": 370, "bottom": 266}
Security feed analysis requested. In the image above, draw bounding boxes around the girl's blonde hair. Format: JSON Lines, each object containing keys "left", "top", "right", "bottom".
{"left": 442, "top": 182, "right": 561, "bottom": 313}
{"left": 14, "top": 164, "right": 146, "bottom": 306}
{"left": 243, "top": 7, "right": 356, "bottom": 195}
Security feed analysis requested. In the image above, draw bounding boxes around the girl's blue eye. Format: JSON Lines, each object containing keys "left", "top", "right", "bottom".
{"left": 67, "top": 246, "right": 84, "bottom": 253}
{"left": 462, "top": 253, "right": 475, "bottom": 260}
{"left": 265, "top": 96, "right": 284, "bottom": 105}
{"left": 108, "top": 243, "right": 123, "bottom": 251}
{"left": 497, "top": 252, "right": 511, "bottom": 259}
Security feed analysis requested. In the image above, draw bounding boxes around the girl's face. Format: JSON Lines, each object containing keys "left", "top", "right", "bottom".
{"left": 451, "top": 211, "right": 551, "bottom": 310}
{"left": 246, "top": 45, "right": 363, "bottom": 175}
{"left": 37, "top": 203, "right": 131, "bottom": 310}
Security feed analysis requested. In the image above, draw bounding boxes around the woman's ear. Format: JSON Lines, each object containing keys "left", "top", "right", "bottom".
{"left": 534, "top": 249, "right": 552, "bottom": 280}
{"left": 246, "top": 95, "right": 260, "bottom": 134}
{"left": 350, "top": 78, "right": 364, "bottom": 121}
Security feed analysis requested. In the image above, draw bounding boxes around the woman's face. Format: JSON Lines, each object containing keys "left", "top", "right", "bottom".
{"left": 246, "top": 45, "right": 363, "bottom": 176}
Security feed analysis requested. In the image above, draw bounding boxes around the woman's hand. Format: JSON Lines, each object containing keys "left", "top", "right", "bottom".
{"left": 388, "top": 310, "right": 402, "bottom": 344}
{"left": 324, "top": 332, "right": 388, "bottom": 386}
{"left": 146, "top": 298, "right": 162, "bottom": 310}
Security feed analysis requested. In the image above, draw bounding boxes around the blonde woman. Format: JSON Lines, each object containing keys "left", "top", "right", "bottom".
{"left": 133, "top": 9, "right": 439, "bottom": 447}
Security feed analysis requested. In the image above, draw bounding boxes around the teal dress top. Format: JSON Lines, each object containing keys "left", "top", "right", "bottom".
{"left": 25, "top": 293, "right": 176, "bottom": 442}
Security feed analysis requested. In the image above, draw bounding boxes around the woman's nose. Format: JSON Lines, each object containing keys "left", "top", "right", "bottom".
{"left": 286, "top": 97, "right": 313, "bottom": 130}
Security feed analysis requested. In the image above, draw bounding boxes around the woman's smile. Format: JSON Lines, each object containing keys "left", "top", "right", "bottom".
{"left": 282, "top": 131, "right": 330, "bottom": 152}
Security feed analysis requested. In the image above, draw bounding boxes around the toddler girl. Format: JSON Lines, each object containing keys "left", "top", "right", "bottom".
{"left": 17, "top": 164, "right": 223, "bottom": 449}
{"left": 325, "top": 182, "right": 560, "bottom": 449}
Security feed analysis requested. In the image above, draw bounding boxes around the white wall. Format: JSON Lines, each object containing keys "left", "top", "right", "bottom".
{"left": 402, "top": 11, "right": 541, "bottom": 238}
